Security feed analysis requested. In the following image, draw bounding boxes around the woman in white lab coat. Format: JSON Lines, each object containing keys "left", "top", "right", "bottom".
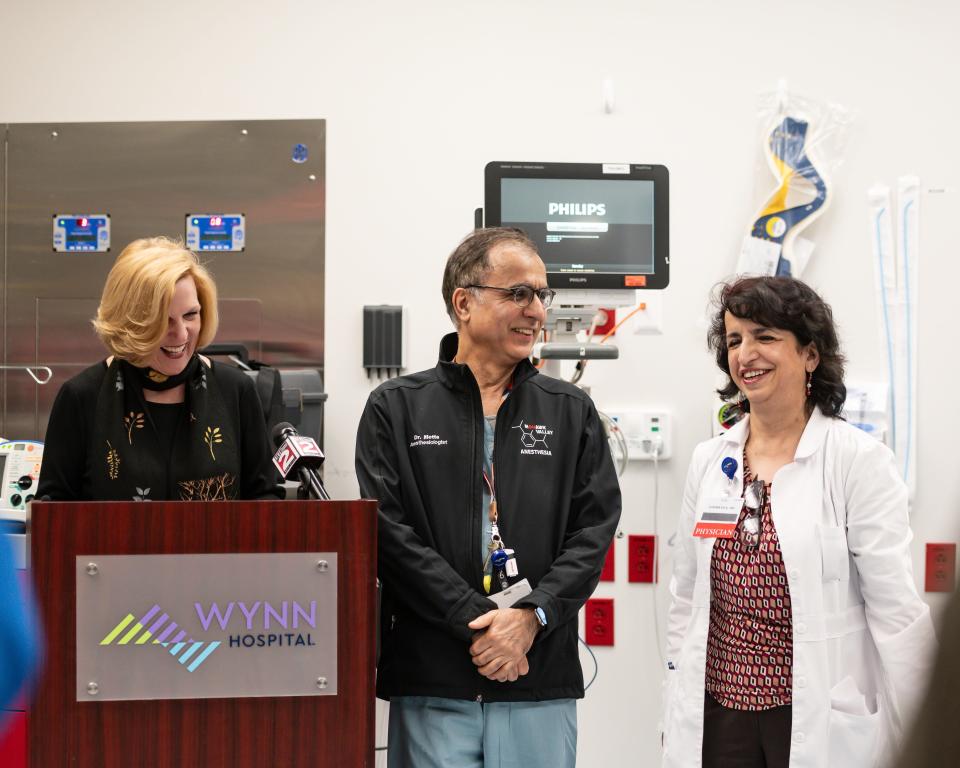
{"left": 662, "top": 276, "right": 935, "bottom": 768}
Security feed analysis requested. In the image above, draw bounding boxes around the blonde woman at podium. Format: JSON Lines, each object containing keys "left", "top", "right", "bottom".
{"left": 37, "top": 237, "right": 283, "bottom": 502}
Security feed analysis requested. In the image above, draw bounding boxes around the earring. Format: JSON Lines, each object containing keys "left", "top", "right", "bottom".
{"left": 805, "top": 371, "right": 813, "bottom": 398}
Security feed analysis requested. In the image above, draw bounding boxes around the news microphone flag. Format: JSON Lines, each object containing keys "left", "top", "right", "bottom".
{"left": 272, "top": 435, "right": 324, "bottom": 479}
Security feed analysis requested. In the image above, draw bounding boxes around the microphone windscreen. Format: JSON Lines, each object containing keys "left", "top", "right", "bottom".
{"left": 271, "top": 421, "right": 297, "bottom": 448}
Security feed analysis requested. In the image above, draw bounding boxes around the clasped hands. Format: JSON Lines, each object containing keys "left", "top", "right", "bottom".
{"left": 467, "top": 607, "right": 539, "bottom": 683}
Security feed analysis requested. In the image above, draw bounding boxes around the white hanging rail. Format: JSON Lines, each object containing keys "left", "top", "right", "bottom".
{"left": 0, "top": 365, "right": 54, "bottom": 385}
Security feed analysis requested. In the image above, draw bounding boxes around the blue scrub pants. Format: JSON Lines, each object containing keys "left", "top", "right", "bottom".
{"left": 387, "top": 696, "right": 577, "bottom": 768}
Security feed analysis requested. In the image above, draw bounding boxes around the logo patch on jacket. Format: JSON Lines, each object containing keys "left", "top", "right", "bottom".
{"left": 512, "top": 419, "right": 553, "bottom": 456}
{"left": 409, "top": 433, "right": 449, "bottom": 448}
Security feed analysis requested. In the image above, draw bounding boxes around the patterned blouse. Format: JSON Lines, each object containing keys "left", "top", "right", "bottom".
{"left": 705, "top": 459, "right": 793, "bottom": 709}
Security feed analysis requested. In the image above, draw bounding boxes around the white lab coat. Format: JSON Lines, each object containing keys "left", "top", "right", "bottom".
{"left": 662, "top": 408, "right": 935, "bottom": 768}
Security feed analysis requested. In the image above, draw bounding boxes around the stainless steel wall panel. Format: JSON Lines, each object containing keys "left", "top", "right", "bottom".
{"left": 1, "top": 127, "right": 8, "bottom": 434}
{"left": 36, "top": 298, "right": 101, "bottom": 364}
{"left": 2, "top": 120, "right": 325, "bottom": 439}
{"left": 215, "top": 298, "right": 264, "bottom": 362}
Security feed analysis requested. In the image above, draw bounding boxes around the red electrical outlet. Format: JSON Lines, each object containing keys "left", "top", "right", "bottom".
{"left": 599, "top": 543, "right": 615, "bottom": 582}
{"left": 628, "top": 534, "right": 657, "bottom": 583}
{"left": 593, "top": 308, "right": 616, "bottom": 337}
{"left": 925, "top": 543, "right": 957, "bottom": 592}
{"left": 584, "top": 598, "right": 614, "bottom": 646}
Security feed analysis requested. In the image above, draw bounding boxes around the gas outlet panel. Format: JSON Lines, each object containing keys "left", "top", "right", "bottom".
{"left": 605, "top": 409, "right": 672, "bottom": 460}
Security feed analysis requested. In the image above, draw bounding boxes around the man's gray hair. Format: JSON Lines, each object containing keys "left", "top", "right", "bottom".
{"left": 441, "top": 227, "right": 538, "bottom": 327}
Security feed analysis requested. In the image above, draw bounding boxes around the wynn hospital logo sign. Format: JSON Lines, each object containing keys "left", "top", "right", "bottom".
{"left": 99, "top": 599, "right": 319, "bottom": 673}
{"left": 76, "top": 553, "right": 338, "bottom": 702}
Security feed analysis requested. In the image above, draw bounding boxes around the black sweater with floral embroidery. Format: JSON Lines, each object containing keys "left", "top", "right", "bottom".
{"left": 37, "top": 360, "right": 283, "bottom": 501}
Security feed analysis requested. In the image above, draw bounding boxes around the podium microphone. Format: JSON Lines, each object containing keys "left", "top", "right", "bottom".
{"left": 271, "top": 422, "right": 331, "bottom": 501}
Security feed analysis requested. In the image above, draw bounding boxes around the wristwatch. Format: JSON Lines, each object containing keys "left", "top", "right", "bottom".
{"left": 533, "top": 606, "right": 547, "bottom": 630}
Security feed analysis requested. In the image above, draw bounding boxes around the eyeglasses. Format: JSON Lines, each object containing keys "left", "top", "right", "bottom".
{"left": 467, "top": 284, "right": 557, "bottom": 309}
{"left": 741, "top": 478, "right": 765, "bottom": 550}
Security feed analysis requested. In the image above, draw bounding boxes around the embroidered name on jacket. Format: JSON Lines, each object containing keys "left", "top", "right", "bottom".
{"left": 512, "top": 419, "right": 554, "bottom": 456}
{"left": 409, "top": 433, "right": 448, "bottom": 448}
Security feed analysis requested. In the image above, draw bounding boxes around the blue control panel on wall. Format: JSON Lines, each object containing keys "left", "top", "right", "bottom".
{"left": 52, "top": 214, "right": 110, "bottom": 252}
{"left": 185, "top": 214, "right": 246, "bottom": 252}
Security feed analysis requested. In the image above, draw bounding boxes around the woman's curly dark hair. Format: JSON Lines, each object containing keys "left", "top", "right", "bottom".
{"left": 707, "top": 276, "right": 846, "bottom": 417}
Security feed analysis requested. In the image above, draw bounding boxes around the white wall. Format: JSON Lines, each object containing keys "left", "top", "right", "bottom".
{"left": 4, "top": 1, "right": 958, "bottom": 764}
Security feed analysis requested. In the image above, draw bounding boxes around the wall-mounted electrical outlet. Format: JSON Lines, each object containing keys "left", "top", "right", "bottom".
{"left": 628, "top": 535, "right": 656, "bottom": 583}
{"left": 925, "top": 542, "right": 956, "bottom": 592}
{"left": 584, "top": 598, "right": 614, "bottom": 646}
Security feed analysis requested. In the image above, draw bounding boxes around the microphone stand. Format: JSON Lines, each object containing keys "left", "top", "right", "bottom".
{"left": 297, "top": 466, "right": 331, "bottom": 501}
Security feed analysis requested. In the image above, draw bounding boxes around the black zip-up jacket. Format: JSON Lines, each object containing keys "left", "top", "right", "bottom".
{"left": 356, "top": 333, "right": 621, "bottom": 702}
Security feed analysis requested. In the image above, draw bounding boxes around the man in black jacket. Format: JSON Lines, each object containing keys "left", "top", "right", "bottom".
{"left": 356, "top": 227, "right": 621, "bottom": 767}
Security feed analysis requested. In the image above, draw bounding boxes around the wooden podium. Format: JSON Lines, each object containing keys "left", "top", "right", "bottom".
{"left": 27, "top": 499, "right": 377, "bottom": 768}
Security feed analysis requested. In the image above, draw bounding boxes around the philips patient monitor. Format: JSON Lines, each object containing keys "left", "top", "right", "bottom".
{"left": 483, "top": 161, "right": 669, "bottom": 291}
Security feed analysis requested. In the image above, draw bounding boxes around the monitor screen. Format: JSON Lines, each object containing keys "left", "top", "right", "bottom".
{"left": 484, "top": 162, "right": 669, "bottom": 290}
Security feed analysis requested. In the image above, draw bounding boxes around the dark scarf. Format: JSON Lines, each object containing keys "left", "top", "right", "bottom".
{"left": 128, "top": 355, "right": 200, "bottom": 391}
{"left": 90, "top": 357, "right": 240, "bottom": 501}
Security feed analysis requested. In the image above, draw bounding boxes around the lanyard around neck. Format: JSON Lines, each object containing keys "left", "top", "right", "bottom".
{"left": 480, "top": 378, "right": 513, "bottom": 505}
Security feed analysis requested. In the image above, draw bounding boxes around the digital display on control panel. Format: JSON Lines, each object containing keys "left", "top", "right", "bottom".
{"left": 52, "top": 215, "right": 111, "bottom": 252}
{"left": 185, "top": 214, "right": 246, "bottom": 252}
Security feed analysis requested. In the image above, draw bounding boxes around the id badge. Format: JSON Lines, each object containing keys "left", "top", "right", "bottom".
{"left": 692, "top": 496, "right": 741, "bottom": 538}
{"left": 488, "top": 578, "right": 532, "bottom": 608}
